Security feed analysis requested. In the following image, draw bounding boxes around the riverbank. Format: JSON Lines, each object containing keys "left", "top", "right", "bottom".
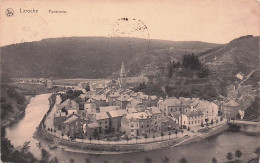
{"left": 3, "top": 96, "right": 33, "bottom": 127}
{"left": 1, "top": 84, "right": 34, "bottom": 127}
{"left": 35, "top": 94, "right": 229, "bottom": 154}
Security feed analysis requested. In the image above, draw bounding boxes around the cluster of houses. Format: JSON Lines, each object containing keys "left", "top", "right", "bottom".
{"left": 51, "top": 62, "right": 259, "bottom": 140}
{"left": 53, "top": 85, "right": 223, "bottom": 139}
{"left": 222, "top": 84, "right": 257, "bottom": 120}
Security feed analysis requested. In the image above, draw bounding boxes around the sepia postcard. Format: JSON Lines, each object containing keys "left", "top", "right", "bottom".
{"left": 1, "top": 0, "right": 260, "bottom": 163}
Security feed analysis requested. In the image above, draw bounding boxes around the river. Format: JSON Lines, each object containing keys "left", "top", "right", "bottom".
{"left": 6, "top": 94, "right": 260, "bottom": 163}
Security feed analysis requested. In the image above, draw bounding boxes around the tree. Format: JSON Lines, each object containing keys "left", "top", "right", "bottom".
{"left": 161, "top": 156, "right": 170, "bottom": 163}
{"left": 144, "top": 134, "right": 148, "bottom": 142}
{"left": 126, "top": 136, "right": 129, "bottom": 144}
{"left": 89, "top": 136, "right": 92, "bottom": 143}
{"left": 153, "top": 134, "right": 155, "bottom": 141}
{"left": 97, "top": 135, "right": 100, "bottom": 144}
{"left": 201, "top": 122, "right": 204, "bottom": 127}
{"left": 226, "top": 152, "right": 233, "bottom": 161}
{"left": 187, "top": 127, "right": 190, "bottom": 133}
{"left": 161, "top": 132, "right": 164, "bottom": 140}
{"left": 61, "top": 133, "right": 64, "bottom": 139}
{"left": 175, "top": 130, "right": 178, "bottom": 138}
{"left": 168, "top": 131, "right": 171, "bottom": 139}
{"left": 85, "top": 158, "right": 91, "bottom": 163}
{"left": 145, "top": 157, "right": 152, "bottom": 163}
{"left": 178, "top": 158, "right": 188, "bottom": 163}
{"left": 41, "top": 148, "right": 50, "bottom": 163}
{"left": 235, "top": 150, "right": 242, "bottom": 160}
{"left": 212, "top": 157, "right": 217, "bottom": 163}
{"left": 211, "top": 119, "right": 213, "bottom": 125}
{"left": 254, "top": 147, "right": 260, "bottom": 157}
{"left": 70, "top": 158, "right": 75, "bottom": 163}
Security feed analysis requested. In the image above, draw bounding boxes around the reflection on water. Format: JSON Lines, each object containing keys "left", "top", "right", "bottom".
{"left": 6, "top": 94, "right": 260, "bottom": 163}
{"left": 6, "top": 93, "right": 52, "bottom": 158}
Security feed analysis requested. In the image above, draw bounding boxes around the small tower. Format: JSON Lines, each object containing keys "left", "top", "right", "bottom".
{"left": 119, "top": 61, "right": 127, "bottom": 88}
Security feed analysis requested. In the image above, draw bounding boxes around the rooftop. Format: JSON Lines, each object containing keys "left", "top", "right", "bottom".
{"left": 99, "top": 106, "right": 119, "bottom": 113}
{"left": 108, "top": 109, "right": 127, "bottom": 118}
{"left": 95, "top": 112, "right": 109, "bottom": 120}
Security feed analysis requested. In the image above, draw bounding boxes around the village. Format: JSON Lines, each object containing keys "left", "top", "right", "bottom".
{"left": 40, "top": 62, "right": 258, "bottom": 144}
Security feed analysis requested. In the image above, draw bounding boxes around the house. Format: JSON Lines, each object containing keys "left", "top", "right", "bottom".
{"left": 107, "top": 109, "right": 127, "bottom": 132}
{"left": 126, "top": 107, "right": 138, "bottom": 114}
{"left": 145, "top": 107, "right": 162, "bottom": 132}
{"left": 99, "top": 106, "right": 120, "bottom": 113}
{"left": 92, "top": 112, "right": 110, "bottom": 134}
{"left": 58, "top": 99, "right": 79, "bottom": 111}
{"left": 85, "top": 122, "right": 100, "bottom": 139}
{"left": 158, "top": 97, "right": 181, "bottom": 116}
{"left": 116, "top": 94, "right": 130, "bottom": 109}
{"left": 121, "top": 112, "right": 152, "bottom": 137}
{"left": 222, "top": 100, "right": 243, "bottom": 119}
{"left": 235, "top": 72, "right": 244, "bottom": 80}
{"left": 46, "top": 80, "right": 53, "bottom": 89}
{"left": 61, "top": 114, "right": 88, "bottom": 138}
{"left": 171, "top": 111, "right": 181, "bottom": 125}
{"left": 92, "top": 94, "right": 108, "bottom": 108}
{"left": 195, "top": 100, "right": 219, "bottom": 124}
{"left": 126, "top": 98, "right": 146, "bottom": 110}
{"left": 54, "top": 112, "right": 66, "bottom": 130}
{"left": 179, "top": 111, "right": 204, "bottom": 128}
{"left": 108, "top": 92, "right": 120, "bottom": 106}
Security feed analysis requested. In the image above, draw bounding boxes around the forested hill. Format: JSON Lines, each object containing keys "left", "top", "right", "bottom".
{"left": 1, "top": 37, "right": 219, "bottom": 79}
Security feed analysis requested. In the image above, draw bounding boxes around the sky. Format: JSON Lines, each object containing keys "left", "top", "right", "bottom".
{"left": 0, "top": 0, "right": 259, "bottom": 46}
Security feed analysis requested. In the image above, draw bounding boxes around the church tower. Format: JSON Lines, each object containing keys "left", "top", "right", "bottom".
{"left": 119, "top": 61, "right": 127, "bottom": 88}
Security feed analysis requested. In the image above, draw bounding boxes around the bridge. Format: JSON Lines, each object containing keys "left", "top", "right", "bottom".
{"left": 228, "top": 120, "right": 260, "bottom": 127}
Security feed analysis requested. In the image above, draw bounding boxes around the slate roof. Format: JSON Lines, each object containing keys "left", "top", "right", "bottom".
{"left": 125, "top": 112, "right": 149, "bottom": 120}
{"left": 95, "top": 112, "right": 109, "bottom": 120}
{"left": 99, "top": 106, "right": 119, "bottom": 113}
{"left": 126, "top": 108, "right": 138, "bottom": 114}
{"left": 117, "top": 94, "right": 130, "bottom": 101}
{"left": 108, "top": 110, "right": 127, "bottom": 118}
{"left": 163, "top": 98, "right": 181, "bottom": 106}
{"left": 147, "top": 107, "right": 161, "bottom": 115}
{"left": 184, "top": 111, "right": 204, "bottom": 117}
{"left": 63, "top": 114, "right": 80, "bottom": 124}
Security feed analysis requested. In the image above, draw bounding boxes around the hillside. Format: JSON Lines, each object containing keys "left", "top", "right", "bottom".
{"left": 197, "top": 35, "right": 260, "bottom": 94}
{"left": 1, "top": 37, "right": 219, "bottom": 79}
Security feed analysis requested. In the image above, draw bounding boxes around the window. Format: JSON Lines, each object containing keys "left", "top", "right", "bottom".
{"left": 100, "top": 122, "right": 102, "bottom": 125}
{"left": 131, "top": 129, "right": 134, "bottom": 132}
{"left": 141, "top": 125, "right": 143, "bottom": 128}
{"left": 105, "top": 126, "right": 107, "bottom": 128}
{"left": 105, "top": 121, "right": 107, "bottom": 124}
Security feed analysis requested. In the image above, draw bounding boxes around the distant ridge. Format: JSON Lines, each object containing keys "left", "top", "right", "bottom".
{"left": 1, "top": 37, "right": 219, "bottom": 79}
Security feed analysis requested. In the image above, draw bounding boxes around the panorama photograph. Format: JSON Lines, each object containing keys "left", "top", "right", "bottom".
{"left": 1, "top": 0, "right": 260, "bottom": 163}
